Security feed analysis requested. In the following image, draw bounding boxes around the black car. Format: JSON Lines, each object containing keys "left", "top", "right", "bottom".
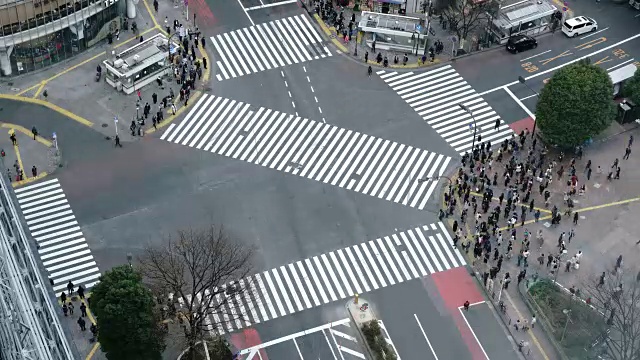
{"left": 506, "top": 35, "right": 538, "bottom": 53}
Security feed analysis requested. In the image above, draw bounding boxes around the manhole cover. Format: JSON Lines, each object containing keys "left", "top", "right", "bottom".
{"left": 101, "top": 123, "right": 109, "bottom": 128}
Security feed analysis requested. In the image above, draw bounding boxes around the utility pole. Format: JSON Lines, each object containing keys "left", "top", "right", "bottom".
{"left": 423, "top": 0, "right": 432, "bottom": 56}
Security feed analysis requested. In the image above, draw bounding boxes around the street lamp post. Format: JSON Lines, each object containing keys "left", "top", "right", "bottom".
{"left": 518, "top": 76, "right": 540, "bottom": 136}
{"left": 126, "top": 252, "right": 133, "bottom": 267}
{"left": 497, "top": 272, "right": 508, "bottom": 302}
{"left": 459, "top": 103, "right": 478, "bottom": 151}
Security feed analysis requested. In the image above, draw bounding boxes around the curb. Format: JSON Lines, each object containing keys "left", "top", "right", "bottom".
{"left": 345, "top": 300, "right": 377, "bottom": 360}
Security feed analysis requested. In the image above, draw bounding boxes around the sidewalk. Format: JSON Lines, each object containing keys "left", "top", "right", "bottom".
{"left": 0, "top": 123, "right": 58, "bottom": 187}
{"left": 0, "top": 0, "right": 210, "bottom": 143}
{"left": 442, "top": 121, "right": 640, "bottom": 359}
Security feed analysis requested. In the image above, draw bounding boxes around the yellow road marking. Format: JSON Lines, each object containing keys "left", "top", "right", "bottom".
{"left": 33, "top": 82, "right": 46, "bottom": 98}
{"left": 142, "top": 0, "right": 161, "bottom": 29}
{"left": 9, "top": 129, "right": 26, "bottom": 181}
{"left": 468, "top": 191, "right": 553, "bottom": 214}
{"left": 146, "top": 91, "right": 202, "bottom": 134}
{"left": 85, "top": 342, "right": 100, "bottom": 360}
{"left": 575, "top": 37, "right": 607, "bottom": 50}
{"left": 0, "top": 123, "right": 53, "bottom": 146}
{"left": 539, "top": 50, "right": 573, "bottom": 66}
{"left": 12, "top": 171, "right": 48, "bottom": 187}
{"left": 16, "top": 83, "right": 42, "bottom": 96}
{"left": 0, "top": 94, "right": 93, "bottom": 127}
{"left": 594, "top": 56, "right": 613, "bottom": 66}
{"left": 313, "top": 14, "right": 332, "bottom": 36}
{"left": 574, "top": 196, "right": 640, "bottom": 212}
{"left": 504, "top": 291, "right": 551, "bottom": 360}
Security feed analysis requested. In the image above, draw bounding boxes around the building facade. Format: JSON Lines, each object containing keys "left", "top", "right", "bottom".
{"left": 0, "top": 165, "right": 76, "bottom": 360}
{"left": 0, "top": 0, "right": 125, "bottom": 76}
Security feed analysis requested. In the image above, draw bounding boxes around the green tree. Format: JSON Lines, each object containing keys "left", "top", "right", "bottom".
{"left": 91, "top": 265, "right": 166, "bottom": 360}
{"left": 622, "top": 68, "right": 640, "bottom": 106}
{"left": 535, "top": 60, "right": 615, "bottom": 149}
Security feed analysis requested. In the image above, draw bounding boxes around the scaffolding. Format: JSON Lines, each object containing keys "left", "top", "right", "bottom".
{"left": 0, "top": 164, "right": 75, "bottom": 360}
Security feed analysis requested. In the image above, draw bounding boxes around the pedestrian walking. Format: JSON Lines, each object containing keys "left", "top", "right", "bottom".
{"left": 68, "top": 301, "right": 74, "bottom": 315}
{"left": 67, "top": 281, "right": 74, "bottom": 295}
{"left": 463, "top": 300, "right": 470, "bottom": 311}
{"left": 77, "top": 317, "right": 86, "bottom": 331}
{"left": 530, "top": 316, "right": 536, "bottom": 329}
{"left": 201, "top": 37, "right": 206, "bottom": 49}
{"left": 624, "top": 146, "right": 631, "bottom": 160}
{"left": 153, "top": 0, "right": 158, "bottom": 12}
{"left": 573, "top": 211, "right": 579, "bottom": 225}
{"left": 203, "top": 57, "right": 207, "bottom": 69}
{"left": 114, "top": 135, "right": 122, "bottom": 148}
{"left": 152, "top": 92, "right": 158, "bottom": 104}
{"left": 367, "top": 65, "right": 372, "bottom": 77}
{"left": 494, "top": 118, "right": 501, "bottom": 130}
{"left": 80, "top": 302, "right": 87, "bottom": 317}
{"left": 31, "top": 165, "right": 37, "bottom": 177}
{"left": 587, "top": 167, "right": 592, "bottom": 181}
{"left": 9, "top": 132, "right": 17, "bottom": 146}
{"left": 629, "top": 135, "right": 634, "bottom": 148}
{"left": 60, "top": 291, "right": 66, "bottom": 303}
{"left": 77, "top": 285, "right": 85, "bottom": 299}
{"left": 615, "top": 167, "right": 621, "bottom": 179}
{"left": 31, "top": 126, "right": 38, "bottom": 140}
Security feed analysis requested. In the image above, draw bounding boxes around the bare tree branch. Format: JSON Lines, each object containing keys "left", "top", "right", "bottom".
{"left": 441, "top": 0, "right": 492, "bottom": 41}
{"left": 583, "top": 267, "right": 640, "bottom": 360}
{"left": 138, "top": 225, "right": 254, "bottom": 351}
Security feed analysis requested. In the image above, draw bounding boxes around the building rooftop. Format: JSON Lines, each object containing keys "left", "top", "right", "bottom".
{"left": 493, "top": 0, "right": 558, "bottom": 28}
{"left": 105, "top": 33, "right": 173, "bottom": 78}
{"left": 358, "top": 11, "right": 424, "bottom": 34}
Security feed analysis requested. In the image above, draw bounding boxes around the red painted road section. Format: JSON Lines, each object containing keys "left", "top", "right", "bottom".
{"left": 509, "top": 116, "right": 535, "bottom": 134}
{"left": 431, "top": 267, "right": 487, "bottom": 360}
{"left": 230, "top": 329, "right": 269, "bottom": 360}
{"left": 189, "top": 0, "right": 216, "bottom": 27}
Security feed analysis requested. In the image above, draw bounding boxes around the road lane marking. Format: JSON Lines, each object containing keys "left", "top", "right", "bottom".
{"left": 580, "top": 27, "right": 609, "bottom": 40}
{"left": 414, "top": 314, "right": 440, "bottom": 360}
{"left": 479, "top": 32, "right": 640, "bottom": 96}
{"left": 322, "top": 329, "right": 340, "bottom": 360}
{"left": 575, "top": 37, "right": 607, "bottom": 50}
{"left": 246, "top": 0, "right": 297, "bottom": 10}
{"left": 607, "top": 58, "right": 635, "bottom": 71}
{"left": 539, "top": 49, "right": 573, "bottom": 66}
{"left": 519, "top": 93, "right": 538, "bottom": 101}
{"left": 234, "top": 0, "right": 254, "bottom": 25}
{"left": 504, "top": 86, "right": 535, "bottom": 119}
{"left": 458, "top": 307, "right": 491, "bottom": 360}
{"left": 520, "top": 50, "right": 551, "bottom": 62}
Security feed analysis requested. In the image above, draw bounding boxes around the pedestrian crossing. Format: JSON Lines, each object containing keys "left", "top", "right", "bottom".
{"left": 378, "top": 66, "right": 514, "bottom": 154}
{"left": 161, "top": 93, "right": 452, "bottom": 210}
{"left": 14, "top": 179, "right": 100, "bottom": 294}
{"left": 211, "top": 14, "right": 332, "bottom": 81}
{"left": 172, "top": 222, "right": 465, "bottom": 336}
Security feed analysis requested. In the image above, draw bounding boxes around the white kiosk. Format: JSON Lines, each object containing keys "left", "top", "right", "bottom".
{"left": 103, "top": 33, "right": 176, "bottom": 94}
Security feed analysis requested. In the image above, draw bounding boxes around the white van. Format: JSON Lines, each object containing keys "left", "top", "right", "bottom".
{"left": 562, "top": 16, "right": 598, "bottom": 37}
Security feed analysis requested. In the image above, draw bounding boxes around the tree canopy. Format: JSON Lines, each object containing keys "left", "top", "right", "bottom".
{"left": 622, "top": 67, "right": 640, "bottom": 106}
{"left": 535, "top": 60, "right": 615, "bottom": 149}
{"left": 91, "top": 265, "right": 166, "bottom": 360}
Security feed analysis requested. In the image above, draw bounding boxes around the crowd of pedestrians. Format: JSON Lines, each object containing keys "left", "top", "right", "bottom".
{"left": 59, "top": 280, "right": 98, "bottom": 342}
{"left": 448, "top": 129, "right": 634, "bottom": 331}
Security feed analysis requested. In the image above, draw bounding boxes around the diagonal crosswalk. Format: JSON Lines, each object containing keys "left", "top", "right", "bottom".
{"left": 14, "top": 179, "right": 100, "bottom": 294}
{"left": 211, "top": 14, "right": 331, "bottom": 81}
{"left": 172, "top": 222, "right": 465, "bottom": 336}
{"left": 378, "top": 66, "right": 514, "bottom": 155}
{"left": 161, "top": 93, "right": 452, "bottom": 210}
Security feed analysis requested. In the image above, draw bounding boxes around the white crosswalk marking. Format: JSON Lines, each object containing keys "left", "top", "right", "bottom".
{"left": 379, "top": 66, "right": 514, "bottom": 154}
{"left": 178, "top": 222, "right": 466, "bottom": 336}
{"left": 162, "top": 94, "right": 452, "bottom": 210}
{"left": 211, "top": 14, "right": 331, "bottom": 81}
{"left": 14, "top": 178, "right": 101, "bottom": 293}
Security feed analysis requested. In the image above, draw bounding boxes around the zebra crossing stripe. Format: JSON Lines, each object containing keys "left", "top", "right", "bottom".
{"left": 15, "top": 179, "right": 101, "bottom": 292}
{"left": 184, "top": 223, "right": 467, "bottom": 336}
{"left": 379, "top": 67, "right": 514, "bottom": 154}
{"left": 211, "top": 14, "right": 331, "bottom": 81}
{"left": 161, "top": 94, "right": 451, "bottom": 210}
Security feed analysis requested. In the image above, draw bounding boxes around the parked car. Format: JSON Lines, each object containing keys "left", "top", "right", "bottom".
{"left": 506, "top": 34, "right": 538, "bottom": 53}
{"left": 562, "top": 16, "right": 598, "bottom": 37}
